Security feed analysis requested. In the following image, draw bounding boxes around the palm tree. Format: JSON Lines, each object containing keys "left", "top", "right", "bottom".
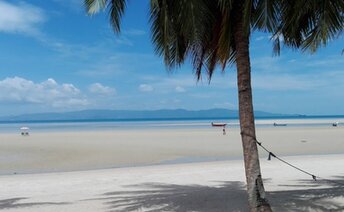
{"left": 84, "top": 0, "right": 343, "bottom": 211}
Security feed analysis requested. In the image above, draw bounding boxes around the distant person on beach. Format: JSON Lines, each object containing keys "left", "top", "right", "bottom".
{"left": 223, "top": 127, "right": 226, "bottom": 135}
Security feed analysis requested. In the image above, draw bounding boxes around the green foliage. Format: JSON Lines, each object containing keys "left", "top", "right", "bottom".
{"left": 84, "top": 0, "right": 343, "bottom": 78}
{"left": 278, "top": 0, "right": 344, "bottom": 53}
{"left": 85, "top": 0, "right": 126, "bottom": 34}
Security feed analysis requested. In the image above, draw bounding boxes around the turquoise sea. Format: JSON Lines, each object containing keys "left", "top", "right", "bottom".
{"left": 0, "top": 115, "right": 343, "bottom": 133}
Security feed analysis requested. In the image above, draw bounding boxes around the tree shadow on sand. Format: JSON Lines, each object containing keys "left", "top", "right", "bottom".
{"left": 0, "top": 197, "right": 70, "bottom": 210}
{"left": 96, "top": 177, "right": 344, "bottom": 212}
{"left": 102, "top": 181, "right": 248, "bottom": 212}
{"left": 268, "top": 176, "right": 344, "bottom": 212}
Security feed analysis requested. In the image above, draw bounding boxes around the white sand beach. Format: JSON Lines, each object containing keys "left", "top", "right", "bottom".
{"left": 1, "top": 126, "right": 344, "bottom": 211}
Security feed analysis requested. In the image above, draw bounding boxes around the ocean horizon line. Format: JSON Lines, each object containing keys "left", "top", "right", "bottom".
{"left": 0, "top": 114, "right": 344, "bottom": 125}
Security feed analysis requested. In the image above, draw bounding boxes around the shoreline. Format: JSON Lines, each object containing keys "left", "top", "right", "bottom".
{"left": 1, "top": 153, "right": 343, "bottom": 176}
{"left": 0, "top": 116, "right": 343, "bottom": 134}
{"left": 1, "top": 126, "right": 343, "bottom": 175}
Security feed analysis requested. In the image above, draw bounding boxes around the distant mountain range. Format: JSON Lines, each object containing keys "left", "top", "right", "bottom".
{"left": 0, "top": 109, "right": 297, "bottom": 122}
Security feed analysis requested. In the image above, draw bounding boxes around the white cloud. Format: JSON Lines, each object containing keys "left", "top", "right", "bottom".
{"left": 139, "top": 84, "right": 153, "bottom": 92}
{"left": 114, "top": 37, "right": 133, "bottom": 46}
{"left": 53, "top": 0, "right": 82, "bottom": 9}
{"left": 123, "top": 29, "right": 146, "bottom": 36}
{"left": 0, "top": 77, "right": 88, "bottom": 107}
{"left": 251, "top": 56, "right": 284, "bottom": 73}
{"left": 89, "top": 83, "right": 116, "bottom": 95}
{"left": 255, "top": 36, "right": 266, "bottom": 41}
{"left": 79, "top": 53, "right": 157, "bottom": 77}
{"left": 108, "top": 29, "right": 146, "bottom": 46}
{"left": 0, "top": 1, "right": 85, "bottom": 56}
{"left": 140, "top": 73, "right": 234, "bottom": 93}
{"left": 175, "top": 86, "right": 186, "bottom": 93}
{"left": 305, "top": 56, "right": 344, "bottom": 68}
{"left": 51, "top": 98, "right": 89, "bottom": 108}
{"left": 252, "top": 74, "right": 323, "bottom": 91}
{"left": 0, "top": 1, "right": 45, "bottom": 35}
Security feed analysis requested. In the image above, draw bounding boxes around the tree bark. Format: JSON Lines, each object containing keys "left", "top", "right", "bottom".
{"left": 233, "top": 2, "right": 272, "bottom": 212}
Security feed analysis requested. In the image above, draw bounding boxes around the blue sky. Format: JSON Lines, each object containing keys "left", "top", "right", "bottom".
{"left": 0, "top": 0, "right": 343, "bottom": 116}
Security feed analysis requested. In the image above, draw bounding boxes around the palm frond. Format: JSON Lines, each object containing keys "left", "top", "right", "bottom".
{"left": 150, "top": 0, "right": 223, "bottom": 79}
{"left": 279, "top": 0, "right": 344, "bottom": 52}
{"left": 84, "top": 0, "right": 343, "bottom": 82}
{"left": 84, "top": 0, "right": 126, "bottom": 33}
{"left": 218, "top": 0, "right": 234, "bottom": 12}
{"left": 217, "top": 3, "right": 236, "bottom": 68}
{"left": 244, "top": 0, "right": 254, "bottom": 35}
{"left": 85, "top": 0, "right": 107, "bottom": 14}
{"left": 109, "top": 0, "right": 126, "bottom": 33}
{"left": 252, "top": 0, "right": 280, "bottom": 32}
{"left": 150, "top": 0, "right": 174, "bottom": 68}
{"left": 271, "top": 32, "right": 281, "bottom": 56}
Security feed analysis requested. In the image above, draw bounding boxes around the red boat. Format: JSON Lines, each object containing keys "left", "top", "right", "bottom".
{"left": 211, "top": 122, "right": 227, "bottom": 127}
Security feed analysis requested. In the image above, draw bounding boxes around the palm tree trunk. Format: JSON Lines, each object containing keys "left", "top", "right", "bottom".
{"left": 233, "top": 2, "right": 272, "bottom": 212}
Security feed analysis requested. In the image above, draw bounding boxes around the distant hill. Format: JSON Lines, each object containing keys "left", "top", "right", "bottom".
{"left": 0, "top": 109, "right": 292, "bottom": 122}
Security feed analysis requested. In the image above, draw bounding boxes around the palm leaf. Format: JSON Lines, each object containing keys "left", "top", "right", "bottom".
{"left": 85, "top": 0, "right": 343, "bottom": 79}
{"left": 85, "top": 0, "right": 126, "bottom": 33}
{"left": 279, "top": 0, "right": 344, "bottom": 52}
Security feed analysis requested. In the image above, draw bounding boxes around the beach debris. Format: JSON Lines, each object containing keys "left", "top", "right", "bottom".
{"left": 20, "top": 127, "right": 30, "bottom": 136}
{"left": 300, "top": 140, "right": 308, "bottom": 143}
{"left": 273, "top": 122, "right": 287, "bottom": 127}
{"left": 332, "top": 122, "right": 339, "bottom": 127}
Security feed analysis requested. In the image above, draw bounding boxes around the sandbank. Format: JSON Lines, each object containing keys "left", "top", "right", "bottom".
{"left": 0, "top": 126, "right": 343, "bottom": 174}
{"left": 0, "top": 126, "right": 343, "bottom": 211}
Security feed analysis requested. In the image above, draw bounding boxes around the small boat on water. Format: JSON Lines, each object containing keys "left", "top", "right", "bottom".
{"left": 273, "top": 123, "right": 287, "bottom": 127}
{"left": 211, "top": 122, "right": 227, "bottom": 127}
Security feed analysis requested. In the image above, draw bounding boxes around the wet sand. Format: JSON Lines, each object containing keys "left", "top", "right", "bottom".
{"left": 0, "top": 126, "right": 343, "bottom": 174}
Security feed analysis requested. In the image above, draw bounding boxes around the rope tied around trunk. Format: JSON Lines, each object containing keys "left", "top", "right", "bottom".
{"left": 240, "top": 131, "right": 344, "bottom": 186}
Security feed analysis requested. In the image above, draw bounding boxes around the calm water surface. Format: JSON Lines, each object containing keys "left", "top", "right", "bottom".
{"left": 0, "top": 116, "right": 343, "bottom": 133}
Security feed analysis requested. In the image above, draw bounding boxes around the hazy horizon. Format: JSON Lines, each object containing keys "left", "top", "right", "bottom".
{"left": 2, "top": 108, "right": 344, "bottom": 120}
